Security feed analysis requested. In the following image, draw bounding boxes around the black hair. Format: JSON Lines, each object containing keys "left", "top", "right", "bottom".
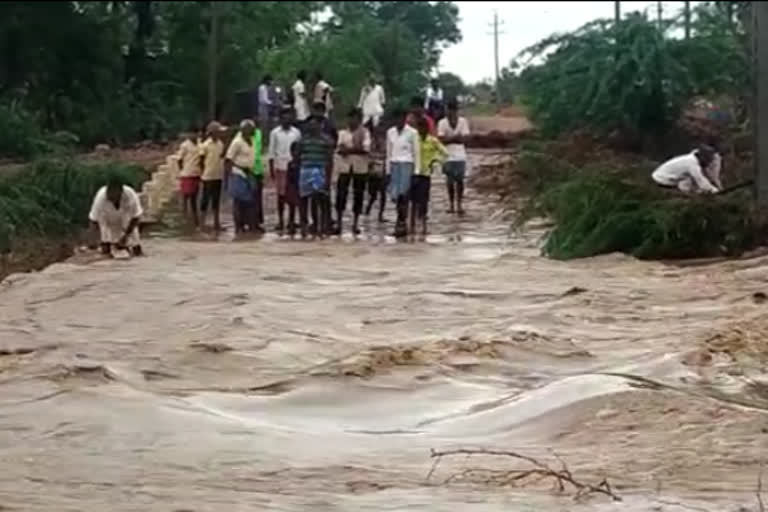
{"left": 410, "top": 96, "right": 424, "bottom": 108}
{"left": 446, "top": 98, "right": 459, "bottom": 111}
{"left": 391, "top": 106, "right": 407, "bottom": 120}
{"left": 279, "top": 106, "right": 293, "bottom": 116}
{"left": 315, "top": 70, "right": 323, "bottom": 79}
{"left": 311, "top": 101, "right": 326, "bottom": 113}
{"left": 107, "top": 173, "right": 124, "bottom": 190}
{"left": 263, "top": 74, "right": 273, "bottom": 83}
{"left": 297, "top": 70, "right": 307, "bottom": 80}
{"left": 348, "top": 107, "right": 363, "bottom": 119}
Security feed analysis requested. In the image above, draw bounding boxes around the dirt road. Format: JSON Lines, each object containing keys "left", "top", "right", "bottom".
{"left": 2, "top": 146, "right": 768, "bottom": 510}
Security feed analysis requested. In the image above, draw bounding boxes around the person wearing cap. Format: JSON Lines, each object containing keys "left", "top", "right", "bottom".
{"left": 651, "top": 145, "right": 721, "bottom": 194}
{"left": 199, "top": 121, "right": 226, "bottom": 231}
{"left": 225, "top": 119, "right": 257, "bottom": 234}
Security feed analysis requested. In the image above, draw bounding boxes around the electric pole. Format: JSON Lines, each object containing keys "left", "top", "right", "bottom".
{"left": 684, "top": 1, "right": 691, "bottom": 40}
{"left": 755, "top": 1, "right": 768, "bottom": 206}
{"left": 657, "top": 1, "right": 663, "bottom": 31}
{"left": 207, "top": 1, "right": 219, "bottom": 121}
{"left": 615, "top": 1, "right": 621, "bottom": 26}
{"left": 489, "top": 11, "right": 505, "bottom": 110}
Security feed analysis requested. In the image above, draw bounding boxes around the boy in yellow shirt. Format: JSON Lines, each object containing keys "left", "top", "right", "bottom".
{"left": 199, "top": 121, "right": 226, "bottom": 231}
{"left": 411, "top": 116, "right": 448, "bottom": 236}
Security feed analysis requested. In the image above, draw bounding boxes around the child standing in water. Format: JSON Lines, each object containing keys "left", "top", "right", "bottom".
{"left": 177, "top": 131, "right": 202, "bottom": 228}
{"left": 412, "top": 116, "right": 448, "bottom": 236}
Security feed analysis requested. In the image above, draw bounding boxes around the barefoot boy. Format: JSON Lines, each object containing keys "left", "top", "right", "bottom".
{"left": 412, "top": 116, "right": 448, "bottom": 236}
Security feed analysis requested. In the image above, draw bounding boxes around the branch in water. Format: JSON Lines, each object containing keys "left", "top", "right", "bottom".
{"left": 427, "top": 448, "right": 621, "bottom": 502}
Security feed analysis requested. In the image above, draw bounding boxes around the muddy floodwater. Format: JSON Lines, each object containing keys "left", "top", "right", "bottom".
{"left": 3, "top": 151, "right": 768, "bottom": 511}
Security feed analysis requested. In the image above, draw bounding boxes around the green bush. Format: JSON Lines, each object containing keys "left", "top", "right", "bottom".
{"left": 515, "top": 11, "right": 748, "bottom": 146}
{"left": 0, "top": 104, "right": 49, "bottom": 159}
{"left": 0, "top": 160, "right": 147, "bottom": 254}
{"left": 523, "top": 170, "right": 763, "bottom": 260}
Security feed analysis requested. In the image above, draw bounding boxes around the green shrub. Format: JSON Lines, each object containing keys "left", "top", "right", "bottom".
{"left": 0, "top": 104, "right": 49, "bottom": 159}
{"left": 0, "top": 159, "right": 146, "bottom": 254}
{"left": 523, "top": 170, "right": 763, "bottom": 260}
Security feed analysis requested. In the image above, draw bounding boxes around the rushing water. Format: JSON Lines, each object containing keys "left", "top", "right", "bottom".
{"left": 1, "top": 151, "right": 768, "bottom": 511}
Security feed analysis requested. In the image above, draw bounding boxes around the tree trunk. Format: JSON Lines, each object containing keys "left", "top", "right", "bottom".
{"left": 755, "top": 1, "right": 768, "bottom": 206}
{"left": 207, "top": 1, "right": 219, "bottom": 121}
{"left": 126, "top": 1, "right": 153, "bottom": 87}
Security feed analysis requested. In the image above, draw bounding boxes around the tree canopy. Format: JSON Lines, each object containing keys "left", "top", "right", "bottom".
{"left": 0, "top": 0, "right": 460, "bottom": 158}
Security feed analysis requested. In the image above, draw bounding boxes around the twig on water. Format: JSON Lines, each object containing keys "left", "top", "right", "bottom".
{"left": 427, "top": 448, "right": 621, "bottom": 502}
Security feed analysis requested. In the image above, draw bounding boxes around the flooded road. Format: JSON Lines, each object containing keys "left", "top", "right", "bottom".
{"left": 2, "top": 151, "right": 768, "bottom": 511}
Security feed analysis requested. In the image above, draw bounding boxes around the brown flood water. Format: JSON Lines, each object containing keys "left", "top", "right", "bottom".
{"left": 2, "top": 150, "right": 768, "bottom": 511}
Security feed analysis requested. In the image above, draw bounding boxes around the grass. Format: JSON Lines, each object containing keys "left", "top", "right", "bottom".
{"left": 0, "top": 158, "right": 148, "bottom": 263}
{"left": 474, "top": 137, "right": 766, "bottom": 261}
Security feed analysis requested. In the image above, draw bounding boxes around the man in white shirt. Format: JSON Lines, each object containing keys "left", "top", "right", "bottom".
{"left": 335, "top": 107, "right": 371, "bottom": 235}
{"left": 258, "top": 75, "right": 274, "bottom": 136}
{"left": 358, "top": 74, "right": 386, "bottom": 127}
{"left": 292, "top": 70, "right": 310, "bottom": 123}
{"left": 268, "top": 107, "right": 302, "bottom": 232}
{"left": 425, "top": 78, "right": 444, "bottom": 120}
{"left": 313, "top": 71, "right": 334, "bottom": 118}
{"left": 651, "top": 145, "right": 720, "bottom": 194}
{"left": 437, "top": 99, "right": 470, "bottom": 215}
{"left": 386, "top": 107, "right": 421, "bottom": 238}
{"left": 89, "top": 175, "right": 144, "bottom": 257}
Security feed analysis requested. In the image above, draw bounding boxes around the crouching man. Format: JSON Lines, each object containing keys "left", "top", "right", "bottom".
{"left": 89, "top": 175, "right": 144, "bottom": 257}
{"left": 651, "top": 145, "right": 720, "bottom": 194}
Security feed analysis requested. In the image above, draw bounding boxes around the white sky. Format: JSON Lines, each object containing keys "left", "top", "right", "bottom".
{"left": 440, "top": 1, "right": 695, "bottom": 83}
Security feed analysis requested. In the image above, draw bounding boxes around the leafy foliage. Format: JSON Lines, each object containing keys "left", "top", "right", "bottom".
{"left": 515, "top": 6, "right": 748, "bottom": 146}
{"left": 0, "top": 1, "right": 459, "bottom": 159}
{"left": 0, "top": 160, "right": 147, "bottom": 254}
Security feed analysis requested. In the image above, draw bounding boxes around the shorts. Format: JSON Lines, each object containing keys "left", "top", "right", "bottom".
{"left": 180, "top": 176, "right": 200, "bottom": 196}
{"left": 410, "top": 175, "right": 431, "bottom": 206}
{"left": 443, "top": 161, "right": 466, "bottom": 184}
{"left": 388, "top": 162, "right": 414, "bottom": 200}
{"left": 299, "top": 165, "right": 327, "bottom": 198}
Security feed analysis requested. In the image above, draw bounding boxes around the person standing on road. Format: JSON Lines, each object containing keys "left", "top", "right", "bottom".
{"left": 199, "top": 121, "right": 226, "bottom": 231}
{"left": 412, "top": 116, "right": 448, "bottom": 236}
{"left": 313, "top": 71, "right": 334, "bottom": 118}
{"left": 437, "top": 99, "right": 471, "bottom": 215}
{"left": 387, "top": 107, "right": 420, "bottom": 238}
{"left": 225, "top": 120, "right": 257, "bottom": 234}
{"left": 358, "top": 74, "right": 386, "bottom": 127}
{"left": 177, "top": 131, "right": 202, "bottom": 228}
{"left": 250, "top": 123, "right": 266, "bottom": 233}
{"left": 366, "top": 118, "right": 389, "bottom": 223}
{"left": 258, "top": 75, "right": 274, "bottom": 139}
{"left": 268, "top": 107, "right": 302, "bottom": 233}
{"left": 297, "top": 116, "right": 334, "bottom": 238}
{"left": 89, "top": 174, "right": 144, "bottom": 257}
{"left": 425, "top": 78, "right": 445, "bottom": 121}
{"left": 335, "top": 107, "right": 371, "bottom": 235}
{"left": 292, "top": 70, "right": 310, "bottom": 124}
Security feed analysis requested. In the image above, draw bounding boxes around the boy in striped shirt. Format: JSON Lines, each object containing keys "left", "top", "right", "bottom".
{"left": 297, "top": 116, "right": 334, "bottom": 238}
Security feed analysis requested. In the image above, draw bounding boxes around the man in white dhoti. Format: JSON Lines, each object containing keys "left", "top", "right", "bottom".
{"left": 88, "top": 175, "right": 144, "bottom": 257}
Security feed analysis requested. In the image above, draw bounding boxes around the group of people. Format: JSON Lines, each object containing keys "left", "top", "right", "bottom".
{"left": 168, "top": 73, "right": 469, "bottom": 240}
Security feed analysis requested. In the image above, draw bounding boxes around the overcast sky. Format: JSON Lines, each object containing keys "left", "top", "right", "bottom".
{"left": 439, "top": 1, "right": 695, "bottom": 83}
